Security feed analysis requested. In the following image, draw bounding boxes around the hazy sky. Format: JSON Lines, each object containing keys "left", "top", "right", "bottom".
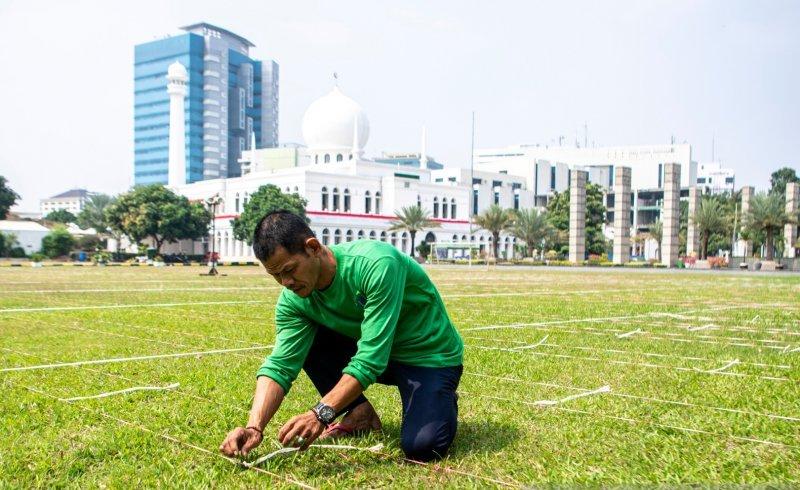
{"left": 1, "top": 0, "right": 798, "bottom": 211}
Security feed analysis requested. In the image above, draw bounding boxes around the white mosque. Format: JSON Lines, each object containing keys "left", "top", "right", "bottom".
{"left": 166, "top": 69, "right": 531, "bottom": 261}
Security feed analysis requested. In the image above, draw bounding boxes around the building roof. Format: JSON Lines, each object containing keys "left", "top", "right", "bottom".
{"left": 47, "top": 189, "right": 89, "bottom": 199}
{"left": 180, "top": 22, "right": 255, "bottom": 48}
{"left": 0, "top": 220, "right": 50, "bottom": 232}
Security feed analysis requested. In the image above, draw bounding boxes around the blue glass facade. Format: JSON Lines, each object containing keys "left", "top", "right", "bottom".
{"left": 133, "top": 24, "right": 279, "bottom": 185}
{"left": 134, "top": 34, "right": 204, "bottom": 185}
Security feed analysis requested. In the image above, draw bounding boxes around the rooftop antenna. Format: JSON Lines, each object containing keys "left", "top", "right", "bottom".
{"left": 584, "top": 122, "right": 588, "bottom": 149}
{"left": 469, "top": 111, "right": 475, "bottom": 268}
{"left": 333, "top": 72, "right": 339, "bottom": 88}
{"left": 420, "top": 126, "right": 428, "bottom": 169}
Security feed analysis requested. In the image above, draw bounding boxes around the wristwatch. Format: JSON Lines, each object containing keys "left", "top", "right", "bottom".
{"left": 311, "top": 402, "right": 336, "bottom": 426}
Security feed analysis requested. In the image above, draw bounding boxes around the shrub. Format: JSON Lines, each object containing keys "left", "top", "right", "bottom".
{"left": 30, "top": 252, "right": 45, "bottom": 262}
{"left": 41, "top": 226, "right": 76, "bottom": 258}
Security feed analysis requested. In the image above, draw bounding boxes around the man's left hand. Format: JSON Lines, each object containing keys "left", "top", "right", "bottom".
{"left": 278, "top": 410, "right": 325, "bottom": 450}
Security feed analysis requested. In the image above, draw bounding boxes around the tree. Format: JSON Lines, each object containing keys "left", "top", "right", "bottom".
{"left": 649, "top": 220, "right": 663, "bottom": 261}
{"left": 693, "top": 199, "right": 728, "bottom": 259}
{"left": 41, "top": 226, "right": 76, "bottom": 258}
{"left": 769, "top": 167, "right": 800, "bottom": 197}
{"left": 743, "top": 192, "right": 789, "bottom": 261}
{"left": 509, "top": 208, "right": 552, "bottom": 258}
{"left": 545, "top": 183, "right": 606, "bottom": 256}
{"left": 0, "top": 176, "right": 20, "bottom": 219}
{"left": 388, "top": 205, "right": 440, "bottom": 256}
{"left": 474, "top": 204, "right": 514, "bottom": 260}
{"left": 0, "top": 232, "right": 17, "bottom": 257}
{"left": 105, "top": 185, "right": 211, "bottom": 254}
{"left": 45, "top": 209, "right": 77, "bottom": 224}
{"left": 232, "top": 184, "right": 308, "bottom": 245}
{"left": 77, "top": 193, "right": 114, "bottom": 232}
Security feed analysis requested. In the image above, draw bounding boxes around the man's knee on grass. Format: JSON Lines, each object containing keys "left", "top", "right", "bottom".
{"left": 401, "top": 422, "right": 454, "bottom": 462}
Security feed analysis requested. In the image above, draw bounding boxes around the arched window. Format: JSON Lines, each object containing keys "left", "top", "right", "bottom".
{"left": 380, "top": 231, "right": 387, "bottom": 242}
{"left": 294, "top": 186, "right": 299, "bottom": 193}
{"left": 390, "top": 232, "right": 397, "bottom": 246}
{"left": 332, "top": 188, "right": 340, "bottom": 211}
{"left": 417, "top": 195, "right": 421, "bottom": 208}
{"left": 452, "top": 234, "right": 458, "bottom": 242}
{"left": 321, "top": 228, "right": 330, "bottom": 246}
{"left": 243, "top": 193, "right": 248, "bottom": 206}
{"left": 357, "top": 230, "right": 365, "bottom": 240}
{"left": 513, "top": 189, "right": 520, "bottom": 210}
{"left": 401, "top": 232, "right": 409, "bottom": 253}
{"left": 433, "top": 197, "right": 439, "bottom": 218}
{"left": 369, "top": 230, "right": 376, "bottom": 240}
{"left": 450, "top": 198, "right": 456, "bottom": 219}
{"left": 324, "top": 154, "right": 331, "bottom": 163}
{"left": 334, "top": 229, "right": 342, "bottom": 244}
{"left": 336, "top": 154, "right": 343, "bottom": 162}
{"left": 315, "top": 155, "right": 319, "bottom": 164}
{"left": 344, "top": 189, "right": 351, "bottom": 212}
{"left": 461, "top": 235, "right": 467, "bottom": 242}
{"left": 285, "top": 187, "right": 290, "bottom": 193}
{"left": 364, "top": 191, "right": 372, "bottom": 214}
{"left": 442, "top": 197, "right": 448, "bottom": 219}
{"left": 235, "top": 193, "right": 240, "bottom": 213}
{"left": 346, "top": 230, "right": 353, "bottom": 242}
{"left": 375, "top": 192, "right": 381, "bottom": 214}
{"left": 321, "top": 186, "right": 329, "bottom": 210}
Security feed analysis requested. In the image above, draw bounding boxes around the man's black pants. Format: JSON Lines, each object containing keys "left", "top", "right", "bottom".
{"left": 302, "top": 325, "right": 462, "bottom": 462}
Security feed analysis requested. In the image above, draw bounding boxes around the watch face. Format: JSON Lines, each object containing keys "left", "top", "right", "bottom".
{"left": 319, "top": 405, "right": 336, "bottom": 422}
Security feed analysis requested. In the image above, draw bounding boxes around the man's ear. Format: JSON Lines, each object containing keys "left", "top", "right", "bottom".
{"left": 305, "top": 237, "right": 322, "bottom": 256}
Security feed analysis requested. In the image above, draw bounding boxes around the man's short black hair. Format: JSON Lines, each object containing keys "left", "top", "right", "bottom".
{"left": 252, "top": 210, "right": 315, "bottom": 262}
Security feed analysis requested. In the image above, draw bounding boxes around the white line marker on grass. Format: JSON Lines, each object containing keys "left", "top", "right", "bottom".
{"left": 0, "top": 345, "right": 271, "bottom": 372}
{"left": 533, "top": 385, "right": 611, "bottom": 406}
{"left": 698, "top": 359, "right": 740, "bottom": 374}
{"left": 245, "top": 443, "right": 385, "bottom": 467}
{"left": 60, "top": 383, "right": 179, "bottom": 402}
{"left": 616, "top": 328, "right": 643, "bottom": 339}
{"left": 513, "top": 335, "right": 549, "bottom": 351}
{"left": 687, "top": 324, "right": 717, "bottom": 332}
{"left": 0, "top": 300, "right": 267, "bottom": 314}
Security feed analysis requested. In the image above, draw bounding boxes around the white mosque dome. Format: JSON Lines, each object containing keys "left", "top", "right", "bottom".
{"left": 301, "top": 86, "right": 370, "bottom": 150}
{"left": 167, "top": 61, "right": 188, "bottom": 80}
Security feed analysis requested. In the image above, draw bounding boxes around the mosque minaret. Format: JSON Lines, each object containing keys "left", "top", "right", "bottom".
{"left": 166, "top": 61, "right": 188, "bottom": 187}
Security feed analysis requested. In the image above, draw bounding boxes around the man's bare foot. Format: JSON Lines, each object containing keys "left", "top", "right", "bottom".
{"left": 320, "top": 401, "right": 382, "bottom": 439}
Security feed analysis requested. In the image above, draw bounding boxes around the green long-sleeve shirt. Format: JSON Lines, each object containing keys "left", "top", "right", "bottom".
{"left": 256, "top": 240, "right": 464, "bottom": 393}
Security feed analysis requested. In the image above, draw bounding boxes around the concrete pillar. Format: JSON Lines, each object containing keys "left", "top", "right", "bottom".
{"left": 740, "top": 186, "right": 754, "bottom": 257}
{"left": 661, "top": 163, "right": 681, "bottom": 267}
{"left": 686, "top": 186, "right": 701, "bottom": 257}
{"left": 785, "top": 182, "right": 799, "bottom": 258}
{"left": 613, "top": 167, "right": 631, "bottom": 264}
{"left": 569, "top": 170, "right": 587, "bottom": 263}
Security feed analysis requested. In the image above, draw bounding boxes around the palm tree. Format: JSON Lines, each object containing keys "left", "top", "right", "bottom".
{"left": 509, "top": 208, "right": 552, "bottom": 258}
{"left": 744, "top": 192, "right": 788, "bottom": 261}
{"left": 694, "top": 199, "right": 728, "bottom": 259}
{"left": 474, "top": 204, "right": 514, "bottom": 260}
{"left": 648, "top": 220, "right": 663, "bottom": 261}
{"left": 388, "top": 205, "right": 440, "bottom": 256}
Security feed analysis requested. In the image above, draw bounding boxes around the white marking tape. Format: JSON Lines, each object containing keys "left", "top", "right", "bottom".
{"left": 60, "top": 383, "right": 180, "bottom": 402}
{"left": 0, "top": 345, "right": 271, "bottom": 372}
{"left": 513, "top": 335, "right": 549, "bottom": 351}
{"left": 749, "top": 315, "right": 761, "bottom": 324}
{"left": 4, "top": 286, "right": 278, "bottom": 294}
{"left": 0, "top": 300, "right": 267, "bottom": 314}
{"left": 687, "top": 324, "right": 717, "bottom": 332}
{"left": 246, "top": 443, "right": 385, "bottom": 467}
{"left": 699, "top": 359, "right": 740, "bottom": 374}
{"left": 442, "top": 288, "right": 633, "bottom": 299}
{"left": 616, "top": 328, "right": 643, "bottom": 339}
{"left": 532, "top": 385, "right": 611, "bottom": 406}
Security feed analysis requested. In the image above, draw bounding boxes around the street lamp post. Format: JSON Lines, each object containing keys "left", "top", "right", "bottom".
{"left": 201, "top": 194, "right": 221, "bottom": 276}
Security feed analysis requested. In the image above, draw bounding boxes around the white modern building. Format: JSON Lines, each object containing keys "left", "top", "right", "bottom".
{"left": 696, "top": 162, "right": 735, "bottom": 195}
{"left": 166, "top": 85, "right": 532, "bottom": 261}
{"left": 40, "top": 189, "right": 92, "bottom": 216}
{"left": 0, "top": 220, "right": 50, "bottom": 256}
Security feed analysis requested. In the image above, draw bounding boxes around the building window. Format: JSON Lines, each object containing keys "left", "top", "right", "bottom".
{"left": 364, "top": 191, "right": 371, "bottom": 214}
{"left": 321, "top": 228, "right": 330, "bottom": 245}
{"left": 321, "top": 187, "right": 329, "bottom": 210}
{"left": 369, "top": 230, "right": 376, "bottom": 240}
{"left": 334, "top": 229, "right": 342, "bottom": 244}
{"left": 514, "top": 191, "right": 520, "bottom": 210}
{"left": 324, "top": 154, "right": 331, "bottom": 163}
{"left": 433, "top": 197, "right": 439, "bottom": 218}
{"left": 380, "top": 231, "right": 387, "bottom": 242}
{"left": 417, "top": 195, "right": 421, "bottom": 208}
{"left": 473, "top": 189, "right": 479, "bottom": 215}
{"left": 658, "top": 163, "right": 663, "bottom": 188}
{"left": 494, "top": 191, "right": 500, "bottom": 205}
{"left": 332, "top": 188, "right": 340, "bottom": 211}
{"left": 401, "top": 232, "right": 408, "bottom": 252}
{"left": 357, "top": 230, "right": 365, "bottom": 240}
{"left": 235, "top": 193, "right": 240, "bottom": 213}
{"left": 550, "top": 166, "right": 556, "bottom": 190}
{"left": 344, "top": 189, "right": 351, "bottom": 212}
{"left": 315, "top": 155, "right": 319, "bottom": 164}
{"left": 442, "top": 198, "right": 448, "bottom": 219}
{"left": 450, "top": 198, "right": 456, "bottom": 219}
{"left": 375, "top": 192, "right": 381, "bottom": 214}
{"left": 336, "top": 154, "right": 343, "bottom": 162}
{"left": 391, "top": 232, "right": 397, "bottom": 246}
{"left": 346, "top": 230, "right": 353, "bottom": 242}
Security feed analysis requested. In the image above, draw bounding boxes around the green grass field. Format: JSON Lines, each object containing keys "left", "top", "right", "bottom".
{"left": 1, "top": 265, "right": 799, "bottom": 488}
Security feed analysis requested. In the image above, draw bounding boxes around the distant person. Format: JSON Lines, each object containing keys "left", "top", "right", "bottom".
{"left": 219, "top": 210, "right": 464, "bottom": 462}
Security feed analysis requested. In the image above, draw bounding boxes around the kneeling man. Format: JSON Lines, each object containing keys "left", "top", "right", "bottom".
{"left": 220, "top": 211, "right": 464, "bottom": 461}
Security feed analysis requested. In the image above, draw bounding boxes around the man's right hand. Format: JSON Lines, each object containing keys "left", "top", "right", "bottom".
{"left": 219, "top": 427, "right": 263, "bottom": 457}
